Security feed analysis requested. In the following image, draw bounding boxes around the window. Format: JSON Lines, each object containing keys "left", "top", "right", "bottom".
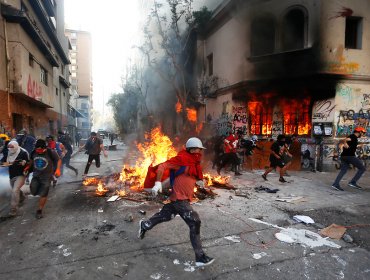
{"left": 345, "top": 17, "right": 363, "bottom": 49}
{"left": 248, "top": 101, "right": 273, "bottom": 135}
{"left": 56, "top": 88, "right": 58, "bottom": 96}
{"left": 81, "top": 103, "right": 88, "bottom": 109}
{"left": 29, "top": 54, "right": 34, "bottom": 67}
{"left": 207, "top": 53, "right": 213, "bottom": 76}
{"left": 281, "top": 8, "right": 306, "bottom": 51}
{"left": 61, "top": 65, "right": 65, "bottom": 75}
{"left": 63, "top": 91, "right": 65, "bottom": 96}
{"left": 40, "top": 67, "right": 48, "bottom": 85}
{"left": 251, "top": 16, "right": 275, "bottom": 56}
{"left": 82, "top": 122, "right": 89, "bottom": 128}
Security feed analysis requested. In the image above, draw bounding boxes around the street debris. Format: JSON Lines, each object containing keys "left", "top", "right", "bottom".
{"left": 138, "top": 210, "right": 146, "bottom": 215}
{"left": 254, "top": 186, "right": 279, "bottom": 193}
{"left": 275, "top": 196, "right": 305, "bottom": 203}
{"left": 252, "top": 252, "right": 267, "bottom": 259}
{"left": 224, "top": 235, "right": 241, "bottom": 243}
{"left": 107, "top": 195, "right": 119, "bottom": 202}
{"left": 235, "top": 189, "right": 251, "bottom": 198}
{"left": 123, "top": 213, "right": 134, "bottom": 222}
{"left": 249, "top": 218, "right": 341, "bottom": 249}
{"left": 293, "top": 215, "right": 315, "bottom": 224}
{"left": 320, "top": 224, "right": 347, "bottom": 240}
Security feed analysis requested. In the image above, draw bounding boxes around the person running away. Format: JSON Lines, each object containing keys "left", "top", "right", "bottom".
{"left": 138, "top": 137, "right": 215, "bottom": 267}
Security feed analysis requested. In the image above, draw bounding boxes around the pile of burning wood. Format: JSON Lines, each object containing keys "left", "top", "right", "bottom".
{"left": 82, "top": 127, "right": 234, "bottom": 202}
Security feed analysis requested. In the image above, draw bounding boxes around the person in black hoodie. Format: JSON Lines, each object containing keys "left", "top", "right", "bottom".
{"left": 1, "top": 140, "right": 29, "bottom": 216}
{"left": 27, "top": 139, "right": 61, "bottom": 219}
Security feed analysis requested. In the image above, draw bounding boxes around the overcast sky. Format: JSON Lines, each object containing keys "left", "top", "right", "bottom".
{"left": 64, "top": 0, "right": 143, "bottom": 117}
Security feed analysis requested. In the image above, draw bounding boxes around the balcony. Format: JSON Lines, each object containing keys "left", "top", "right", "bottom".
{"left": 1, "top": 3, "right": 59, "bottom": 67}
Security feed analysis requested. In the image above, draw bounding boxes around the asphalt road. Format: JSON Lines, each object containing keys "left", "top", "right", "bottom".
{"left": 0, "top": 144, "right": 370, "bottom": 279}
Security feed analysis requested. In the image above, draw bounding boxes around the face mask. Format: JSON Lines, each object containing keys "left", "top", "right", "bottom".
{"left": 8, "top": 147, "right": 17, "bottom": 154}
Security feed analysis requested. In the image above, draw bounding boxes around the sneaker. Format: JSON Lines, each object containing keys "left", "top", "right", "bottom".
{"left": 262, "top": 174, "right": 267, "bottom": 181}
{"left": 279, "top": 177, "right": 287, "bottom": 183}
{"left": 196, "top": 255, "right": 215, "bottom": 267}
{"left": 331, "top": 185, "right": 344, "bottom": 191}
{"left": 138, "top": 219, "right": 146, "bottom": 239}
{"left": 348, "top": 182, "right": 363, "bottom": 190}
{"left": 36, "top": 209, "right": 43, "bottom": 219}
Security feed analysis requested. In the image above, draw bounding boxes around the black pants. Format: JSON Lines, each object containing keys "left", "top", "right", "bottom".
{"left": 142, "top": 200, "right": 204, "bottom": 259}
{"left": 84, "top": 154, "right": 100, "bottom": 174}
{"left": 218, "top": 152, "right": 240, "bottom": 170}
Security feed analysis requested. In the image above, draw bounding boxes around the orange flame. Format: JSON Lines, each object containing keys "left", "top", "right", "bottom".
{"left": 176, "top": 101, "right": 182, "bottom": 113}
{"left": 186, "top": 108, "right": 197, "bottom": 122}
{"left": 196, "top": 122, "right": 203, "bottom": 134}
{"left": 96, "top": 181, "right": 108, "bottom": 196}
{"left": 116, "top": 189, "right": 126, "bottom": 197}
{"left": 82, "top": 177, "right": 101, "bottom": 186}
{"left": 119, "top": 127, "right": 177, "bottom": 190}
{"left": 203, "top": 173, "right": 230, "bottom": 185}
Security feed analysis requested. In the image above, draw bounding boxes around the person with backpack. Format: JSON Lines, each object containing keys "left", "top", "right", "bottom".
{"left": 57, "top": 132, "right": 78, "bottom": 176}
{"left": 46, "top": 135, "right": 66, "bottom": 187}
{"left": 26, "top": 139, "right": 61, "bottom": 219}
{"left": 331, "top": 127, "right": 367, "bottom": 191}
{"left": 138, "top": 137, "right": 215, "bottom": 267}
{"left": 0, "top": 140, "right": 29, "bottom": 217}
{"left": 80, "top": 132, "right": 107, "bottom": 177}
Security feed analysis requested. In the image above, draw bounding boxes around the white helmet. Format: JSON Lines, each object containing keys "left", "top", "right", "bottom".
{"left": 185, "top": 137, "right": 206, "bottom": 149}
{"left": 251, "top": 135, "right": 258, "bottom": 141}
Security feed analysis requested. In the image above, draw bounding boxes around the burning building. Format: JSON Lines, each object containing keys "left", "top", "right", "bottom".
{"left": 195, "top": 0, "right": 370, "bottom": 170}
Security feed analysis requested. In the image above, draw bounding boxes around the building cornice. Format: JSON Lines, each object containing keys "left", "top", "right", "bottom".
{"left": 1, "top": 3, "right": 59, "bottom": 67}
{"left": 29, "top": 0, "right": 70, "bottom": 64}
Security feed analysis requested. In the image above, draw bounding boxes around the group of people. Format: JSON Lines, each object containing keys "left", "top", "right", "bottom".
{"left": 210, "top": 130, "right": 261, "bottom": 176}
{"left": 0, "top": 129, "right": 79, "bottom": 219}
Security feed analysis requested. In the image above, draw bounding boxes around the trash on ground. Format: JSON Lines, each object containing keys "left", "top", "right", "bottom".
{"left": 123, "top": 213, "right": 134, "bottom": 222}
{"left": 107, "top": 195, "right": 119, "bottom": 202}
{"left": 98, "top": 208, "right": 103, "bottom": 213}
{"left": 235, "top": 189, "right": 251, "bottom": 198}
{"left": 254, "top": 186, "right": 279, "bottom": 193}
{"left": 320, "top": 223, "right": 347, "bottom": 239}
{"left": 293, "top": 215, "right": 315, "bottom": 224}
{"left": 275, "top": 196, "right": 305, "bottom": 203}
{"left": 224, "top": 235, "right": 241, "bottom": 243}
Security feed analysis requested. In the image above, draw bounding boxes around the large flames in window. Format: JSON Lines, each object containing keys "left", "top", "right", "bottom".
{"left": 248, "top": 96, "right": 311, "bottom": 136}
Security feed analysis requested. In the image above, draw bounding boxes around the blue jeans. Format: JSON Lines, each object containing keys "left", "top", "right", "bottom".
{"left": 333, "top": 156, "right": 366, "bottom": 186}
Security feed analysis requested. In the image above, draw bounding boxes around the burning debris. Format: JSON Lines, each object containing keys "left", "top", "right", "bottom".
{"left": 81, "top": 127, "right": 233, "bottom": 201}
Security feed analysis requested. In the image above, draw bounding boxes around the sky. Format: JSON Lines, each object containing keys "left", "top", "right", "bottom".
{"left": 64, "top": 0, "right": 145, "bottom": 128}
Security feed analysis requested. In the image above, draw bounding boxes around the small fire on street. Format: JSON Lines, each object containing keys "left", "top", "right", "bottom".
{"left": 82, "top": 126, "right": 230, "bottom": 200}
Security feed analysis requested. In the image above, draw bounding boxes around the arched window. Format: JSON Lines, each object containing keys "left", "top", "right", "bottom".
{"left": 281, "top": 8, "right": 307, "bottom": 51}
{"left": 250, "top": 16, "right": 276, "bottom": 56}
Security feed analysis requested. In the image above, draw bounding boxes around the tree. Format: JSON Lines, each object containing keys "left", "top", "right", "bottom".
{"left": 138, "top": 0, "right": 212, "bottom": 133}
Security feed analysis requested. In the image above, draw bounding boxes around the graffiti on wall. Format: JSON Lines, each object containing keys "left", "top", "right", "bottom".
{"left": 312, "top": 99, "right": 336, "bottom": 121}
{"left": 326, "top": 46, "right": 359, "bottom": 74}
{"left": 217, "top": 113, "right": 232, "bottom": 136}
{"left": 271, "top": 107, "right": 283, "bottom": 138}
{"left": 232, "top": 106, "right": 247, "bottom": 135}
{"left": 27, "top": 74, "right": 42, "bottom": 101}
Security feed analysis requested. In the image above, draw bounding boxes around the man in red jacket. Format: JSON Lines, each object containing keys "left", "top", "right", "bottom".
{"left": 138, "top": 137, "right": 214, "bottom": 267}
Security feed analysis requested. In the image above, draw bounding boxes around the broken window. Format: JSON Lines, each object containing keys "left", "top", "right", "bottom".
{"left": 345, "top": 17, "right": 363, "bottom": 49}
{"left": 281, "top": 8, "right": 306, "bottom": 51}
{"left": 248, "top": 101, "right": 273, "bottom": 135}
{"left": 250, "top": 16, "right": 275, "bottom": 56}
{"left": 40, "top": 66, "right": 48, "bottom": 85}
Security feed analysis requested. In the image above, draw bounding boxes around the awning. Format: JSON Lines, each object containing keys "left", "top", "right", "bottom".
{"left": 69, "top": 104, "right": 85, "bottom": 118}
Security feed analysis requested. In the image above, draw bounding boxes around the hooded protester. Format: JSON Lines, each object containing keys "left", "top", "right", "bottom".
{"left": 262, "top": 134, "right": 288, "bottom": 183}
{"left": 16, "top": 129, "right": 36, "bottom": 155}
{"left": 0, "top": 140, "right": 29, "bottom": 216}
{"left": 138, "top": 137, "right": 215, "bottom": 267}
{"left": 27, "top": 139, "right": 61, "bottom": 219}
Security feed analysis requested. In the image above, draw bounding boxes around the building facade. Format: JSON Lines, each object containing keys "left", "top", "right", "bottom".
{"left": 0, "top": 0, "right": 70, "bottom": 138}
{"left": 65, "top": 29, "right": 93, "bottom": 139}
{"left": 196, "top": 0, "right": 370, "bottom": 170}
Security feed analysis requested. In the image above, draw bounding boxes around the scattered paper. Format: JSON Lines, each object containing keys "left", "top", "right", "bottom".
{"left": 252, "top": 252, "right": 267, "bottom": 259}
{"left": 275, "top": 232, "right": 295, "bottom": 243}
{"left": 98, "top": 208, "right": 103, "bottom": 213}
{"left": 293, "top": 215, "right": 315, "bottom": 224}
{"left": 320, "top": 224, "right": 347, "bottom": 239}
{"left": 107, "top": 195, "right": 119, "bottom": 202}
{"left": 224, "top": 235, "right": 241, "bottom": 243}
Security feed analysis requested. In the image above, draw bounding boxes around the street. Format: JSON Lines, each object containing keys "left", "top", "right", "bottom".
{"left": 0, "top": 142, "right": 370, "bottom": 280}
